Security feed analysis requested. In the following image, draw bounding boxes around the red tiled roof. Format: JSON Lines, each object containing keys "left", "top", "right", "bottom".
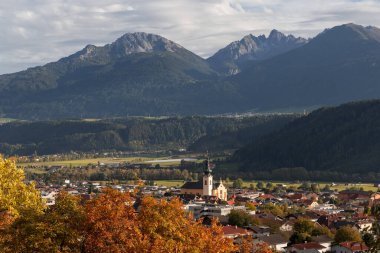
{"left": 287, "top": 193, "right": 305, "bottom": 200}
{"left": 292, "top": 242, "right": 325, "bottom": 250}
{"left": 339, "top": 242, "right": 369, "bottom": 251}
{"left": 258, "top": 194, "right": 275, "bottom": 199}
{"left": 222, "top": 225, "right": 249, "bottom": 236}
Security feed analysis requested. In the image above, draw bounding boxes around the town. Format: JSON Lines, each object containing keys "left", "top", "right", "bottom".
{"left": 21, "top": 156, "right": 380, "bottom": 252}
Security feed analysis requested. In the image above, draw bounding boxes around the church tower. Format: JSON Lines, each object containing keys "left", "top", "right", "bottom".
{"left": 203, "top": 160, "right": 213, "bottom": 196}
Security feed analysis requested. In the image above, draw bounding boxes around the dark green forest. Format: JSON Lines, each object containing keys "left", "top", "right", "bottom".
{"left": 0, "top": 115, "right": 296, "bottom": 155}
{"left": 232, "top": 100, "right": 380, "bottom": 177}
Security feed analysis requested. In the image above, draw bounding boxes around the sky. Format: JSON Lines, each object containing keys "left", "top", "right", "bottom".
{"left": 1, "top": 0, "right": 380, "bottom": 74}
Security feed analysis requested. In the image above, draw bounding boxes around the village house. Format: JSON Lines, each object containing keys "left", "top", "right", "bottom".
{"left": 222, "top": 225, "right": 251, "bottom": 239}
{"left": 255, "top": 234, "right": 288, "bottom": 252}
{"left": 279, "top": 220, "right": 295, "bottom": 232}
{"left": 249, "top": 225, "right": 271, "bottom": 237}
{"left": 311, "top": 235, "right": 333, "bottom": 252}
{"left": 287, "top": 242, "right": 326, "bottom": 253}
{"left": 338, "top": 190, "right": 380, "bottom": 206}
{"left": 331, "top": 242, "right": 369, "bottom": 253}
{"left": 186, "top": 203, "right": 246, "bottom": 221}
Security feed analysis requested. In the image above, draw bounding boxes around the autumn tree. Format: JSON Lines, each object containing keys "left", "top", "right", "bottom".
{"left": 239, "top": 237, "right": 273, "bottom": 253}
{"left": 82, "top": 189, "right": 144, "bottom": 253}
{"left": 334, "top": 226, "right": 362, "bottom": 243}
{"left": 0, "top": 157, "right": 43, "bottom": 218}
{"left": 138, "top": 196, "right": 236, "bottom": 253}
{"left": 0, "top": 192, "right": 85, "bottom": 253}
{"left": 253, "top": 242, "right": 274, "bottom": 253}
{"left": 45, "top": 192, "right": 85, "bottom": 252}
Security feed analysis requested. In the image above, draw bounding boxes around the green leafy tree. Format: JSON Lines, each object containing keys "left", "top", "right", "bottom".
{"left": 290, "top": 232, "right": 312, "bottom": 244}
{"left": 246, "top": 202, "right": 257, "bottom": 211}
{"left": 261, "top": 203, "right": 285, "bottom": 217}
{"left": 228, "top": 210, "right": 257, "bottom": 227}
{"left": 293, "top": 219, "right": 315, "bottom": 234}
{"left": 257, "top": 181, "right": 264, "bottom": 189}
{"left": 312, "top": 225, "right": 333, "bottom": 238}
{"left": 362, "top": 233, "right": 375, "bottom": 248}
{"left": 311, "top": 184, "right": 320, "bottom": 193}
{"left": 233, "top": 178, "right": 244, "bottom": 189}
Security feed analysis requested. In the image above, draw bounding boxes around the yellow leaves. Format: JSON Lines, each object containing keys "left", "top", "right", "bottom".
{"left": 0, "top": 157, "right": 44, "bottom": 218}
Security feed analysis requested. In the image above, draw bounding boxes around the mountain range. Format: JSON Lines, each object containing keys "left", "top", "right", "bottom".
{"left": 1, "top": 23, "right": 380, "bottom": 119}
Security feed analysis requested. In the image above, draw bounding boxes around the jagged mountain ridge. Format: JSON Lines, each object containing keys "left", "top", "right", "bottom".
{"left": 207, "top": 29, "right": 308, "bottom": 75}
{"left": 233, "top": 23, "right": 380, "bottom": 111}
{"left": 70, "top": 32, "right": 185, "bottom": 63}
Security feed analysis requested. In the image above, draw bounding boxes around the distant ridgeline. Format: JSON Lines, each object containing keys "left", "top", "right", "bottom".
{"left": 1, "top": 24, "right": 380, "bottom": 119}
{"left": 230, "top": 100, "right": 380, "bottom": 182}
{"left": 0, "top": 115, "right": 296, "bottom": 155}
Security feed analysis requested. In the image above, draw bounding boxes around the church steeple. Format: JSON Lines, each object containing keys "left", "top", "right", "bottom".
{"left": 202, "top": 158, "right": 213, "bottom": 196}
{"left": 203, "top": 159, "right": 212, "bottom": 175}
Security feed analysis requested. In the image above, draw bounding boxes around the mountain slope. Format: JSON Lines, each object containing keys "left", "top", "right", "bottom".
{"left": 188, "top": 114, "right": 297, "bottom": 152}
{"left": 0, "top": 33, "right": 230, "bottom": 119}
{"left": 234, "top": 24, "right": 380, "bottom": 111}
{"left": 2, "top": 24, "right": 380, "bottom": 119}
{"left": 207, "top": 30, "right": 308, "bottom": 75}
{"left": 233, "top": 99, "right": 380, "bottom": 173}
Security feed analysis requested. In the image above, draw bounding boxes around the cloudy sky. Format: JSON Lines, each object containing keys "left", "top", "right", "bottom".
{"left": 1, "top": 0, "right": 380, "bottom": 74}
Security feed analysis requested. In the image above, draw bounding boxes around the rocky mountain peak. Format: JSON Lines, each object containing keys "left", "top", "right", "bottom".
{"left": 108, "top": 32, "right": 183, "bottom": 57}
{"left": 207, "top": 30, "right": 308, "bottom": 75}
{"left": 268, "top": 29, "right": 286, "bottom": 41}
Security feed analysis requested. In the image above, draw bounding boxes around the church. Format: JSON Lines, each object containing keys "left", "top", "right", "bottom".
{"left": 180, "top": 160, "right": 228, "bottom": 201}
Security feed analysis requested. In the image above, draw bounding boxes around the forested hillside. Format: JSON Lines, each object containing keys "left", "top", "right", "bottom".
{"left": 0, "top": 115, "right": 296, "bottom": 155}
{"left": 232, "top": 100, "right": 380, "bottom": 175}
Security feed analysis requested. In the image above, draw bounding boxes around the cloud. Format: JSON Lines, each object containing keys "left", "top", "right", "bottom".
{"left": 1, "top": 0, "right": 380, "bottom": 74}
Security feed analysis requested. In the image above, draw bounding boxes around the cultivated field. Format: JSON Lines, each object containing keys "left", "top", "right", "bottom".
{"left": 19, "top": 156, "right": 203, "bottom": 167}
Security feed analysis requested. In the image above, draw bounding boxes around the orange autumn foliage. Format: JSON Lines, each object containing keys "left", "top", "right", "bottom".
{"left": 138, "top": 196, "right": 236, "bottom": 253}
{"left": 239, "top": 236, "right": 273, "bottom": 253}
{"left": 1, "top": 188, "right": 238, "bottom": 253}
{"left": 82, "top": 188, "right": 146, "bottom": 253}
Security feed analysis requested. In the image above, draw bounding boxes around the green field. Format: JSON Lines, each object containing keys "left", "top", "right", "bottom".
{"left": 0, "top": 118, "right": 17, "bottom": 123}
{"left": 154, "top": 179, "right": 378, "bottom": 191}
{"left": 155, "top": 180, "right": 185, "bottom": 187}
{"left": 19, "top": 157, "right": 152, "bottom": 167}
{"left": 19, "top": 156, "right": 204, "bottom": 167}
